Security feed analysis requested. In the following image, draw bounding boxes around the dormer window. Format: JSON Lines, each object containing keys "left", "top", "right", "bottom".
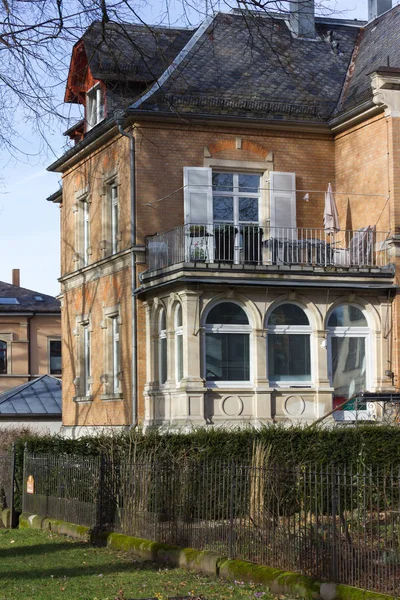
{"left": 86, "top": 83, "right": 105, "bottom": 130}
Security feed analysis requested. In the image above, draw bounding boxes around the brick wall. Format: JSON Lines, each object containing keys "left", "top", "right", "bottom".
{"left": 334, "top": 114, "right": 390, "bottom": 234}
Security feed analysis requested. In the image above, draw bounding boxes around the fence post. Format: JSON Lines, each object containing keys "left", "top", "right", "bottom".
{"left": 10, "top": 443, "right": 16, "bottom": 528}
{"left": 96, "top": 453, "right": 105, "bottom": 531}
{"left": 228, "top": 461, "right": 236, "bottom": 558}
{"left": 331, "top": 466, "right": 338, "bottom": 581}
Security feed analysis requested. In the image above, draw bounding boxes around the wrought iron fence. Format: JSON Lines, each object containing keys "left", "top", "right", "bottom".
{"left": 147, "top": 224, "right": 390, "bottom": 271}
{"left": 22, "top": 454, "right": 400, "bottom": 596}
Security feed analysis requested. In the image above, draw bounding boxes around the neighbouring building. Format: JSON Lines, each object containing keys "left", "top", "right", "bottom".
{"left": 49, "top": 0, "right": 400, "bottom": 436}
{"left": 0, "top": 270, "right": 61, "bottom": 393}
{"left": 0, "top": 375, "right": 62, "bottom": 433}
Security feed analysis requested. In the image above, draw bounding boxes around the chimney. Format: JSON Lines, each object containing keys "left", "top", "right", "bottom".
{"left": 12, "top": 269, "right": 20, "bottom": 287}
{"left": 290, "top": 0, "right": 315, "bottom": 38}
{"left": 369, "top": 0, "right": 392, "bottom": 19}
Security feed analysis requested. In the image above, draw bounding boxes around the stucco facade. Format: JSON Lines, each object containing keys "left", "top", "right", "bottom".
{"left": 0, "top": 274, "right": 61, "bottom": 394}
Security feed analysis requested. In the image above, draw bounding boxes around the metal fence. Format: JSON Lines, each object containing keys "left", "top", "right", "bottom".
{"left": 147, "top": 224, "right": 390, "bottom": 271}
{"left": 23, "top": 454, "right": 400, "bottom": 596}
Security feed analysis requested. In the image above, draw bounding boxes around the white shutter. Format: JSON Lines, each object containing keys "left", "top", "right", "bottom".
{"left": 270, "top": 172, "right": 297, "bottom": 230}
{"left": 184, "top": 167, "right": 212, "bottom": 225}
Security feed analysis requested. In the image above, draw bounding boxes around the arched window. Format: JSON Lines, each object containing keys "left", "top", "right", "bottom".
{"left": 175, "top": 304, "right": 183, "bottom": 383}
{"left": 0, "top": 341, "right": 7, "bottom": 374}
{"left": 205, "top": 302, "right": 251, "bottom": 382}
{"left": 158, "top": 309, "right": 167, "bottom": 385}
{"left": 267, "top": 303, "right": 311, "bottom": 383}
{"left": 328, "top": 304, "right": 370, "bottom": 403}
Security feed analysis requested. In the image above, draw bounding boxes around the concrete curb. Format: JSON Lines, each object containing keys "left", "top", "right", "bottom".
{"left": 19, "top": 513, "right": 395, "bottom": 600}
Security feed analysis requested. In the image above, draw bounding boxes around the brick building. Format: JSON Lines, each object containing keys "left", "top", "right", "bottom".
{"left": 49, "top": 0, "right": 400, "bottom": 436}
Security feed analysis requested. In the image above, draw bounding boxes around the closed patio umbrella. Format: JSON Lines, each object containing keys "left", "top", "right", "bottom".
{"left": 324, "top": 182, "right": 339, "bottom": 234}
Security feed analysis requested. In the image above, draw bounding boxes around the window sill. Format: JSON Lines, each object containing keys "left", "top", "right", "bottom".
{"left": 73, "top": 395, "right": 93, "bottom": 403}
{"left": 206, "top": 381, "right": 253, "bottom": 389}
{"left": 100, "top": 393, "right": 123, "bottom": 402}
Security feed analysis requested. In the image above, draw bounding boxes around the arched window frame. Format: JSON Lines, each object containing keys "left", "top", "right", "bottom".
{"left": 175, "top": 304, "right": 183, "bottom": 384}
{"left": 266, "top": 302, "right": 313, "bottom": 386}
{"left": 327, "top": 303, "right": 372, "bottom": 417}
{"left": 158, "top": 308, "right": 167, "bottom": 386}
{"left": 203, "top": 300, "right": 252, "bottom": 387}
{"left": 0, "top": 340, "right": 7, "bottom": 375}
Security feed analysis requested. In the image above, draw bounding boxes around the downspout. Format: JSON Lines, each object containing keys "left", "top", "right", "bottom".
{"left": 115, "top": 113, "right": 137, "bottom": 426}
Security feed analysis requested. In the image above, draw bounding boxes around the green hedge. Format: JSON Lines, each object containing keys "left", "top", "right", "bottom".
{"left": 13, "top": 424, "right": 400, "bottom": 467}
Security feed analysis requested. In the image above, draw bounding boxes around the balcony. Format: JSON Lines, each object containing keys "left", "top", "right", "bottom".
{"left": 146, "top": 224, "right": 391, "bottom": 273}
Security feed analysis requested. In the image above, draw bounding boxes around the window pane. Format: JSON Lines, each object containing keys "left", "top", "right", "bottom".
{"left": 206, "top": 333, "right": 249, "bottom": 381}
{"left": 328, "top": 305, "right": 367, "bottom": 328}
{"left": 239, "top": 174, "right": 260, "bottom": 193}
{"left": 177, "top": 334, "right": 183, "bottom": 382}
{"left": 268, "top": 303, "right": 309, "bottom": 326}
{"left": 331, "top": 336, "right": 366, "bottom": 400}
{"left": 268, "top": 334, "right": 310, "bottom": 381}
{"left": 176, "top": 305, "right": 182, "bottom": 328}
{"left": 239, "top": 198, "right": 258, "bottom": 222}
{"left": 160, "top": 310, "right": 166, "bottom": 331}
{"left": 0, "top": 341, "right": 7, "bottom": 374}
{"left": 213, "top": 196, "right": 234, "bottom": 221}
{"left": 212, "top": 173, "right": 233, "bottom": 192}
{"left": 50, "top": 340, "right": 62, "bottom": 375}
{"left": 206, "top": 302, "right": 249, "bottom": 325}
{"left": 160, "top": 338, "right": 167, "bottom": 384}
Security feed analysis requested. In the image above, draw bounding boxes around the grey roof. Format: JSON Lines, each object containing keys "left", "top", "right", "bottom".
{"left": 133, "top": 12, "right": 359, "bottom": 122}
{"left": 0, "top": 375, "right": 62, "bottom": 416}
{"left": 82, "top": 21, "right": 194, "bottom": 83}
{"left": 0, "top": 281, "right": 60, "bottom": 313}
{"left": 339, "top": 4, "right": 400, "bottom": 113}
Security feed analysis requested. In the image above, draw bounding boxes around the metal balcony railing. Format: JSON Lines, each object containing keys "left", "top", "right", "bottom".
{"left": 147, "top": 223, "right": 391, "bottom": 272}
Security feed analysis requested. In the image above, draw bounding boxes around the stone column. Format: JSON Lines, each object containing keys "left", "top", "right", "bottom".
{"left": 253, "top": 328, "right": 272, "bottom": 422}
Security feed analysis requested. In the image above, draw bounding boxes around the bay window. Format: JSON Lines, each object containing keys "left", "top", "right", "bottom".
{"left": 267, "top": 303, "right": 311, "bottom": 384}
{"left": 205, "top": 302, "right": 251, "bottom": 383}
{"left": 328, "top": 304, "right": 371, "bottom": 419}
{"left": 175, "top": 304, "right": 183, "bottom": 383}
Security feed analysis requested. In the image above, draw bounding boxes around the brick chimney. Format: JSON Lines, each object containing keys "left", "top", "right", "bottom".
{"left": 290, "top": 0, "right": 315, "bottom": 38}
{"left": 369, "top": 0, "right": 392, "bottom": 19}
{"left": 12, "top": 269, "right": 20, "bottom": 287}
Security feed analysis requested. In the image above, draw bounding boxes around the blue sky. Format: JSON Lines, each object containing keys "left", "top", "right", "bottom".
{"left": 0, "top": 0, "right": 380, "bottom": 296}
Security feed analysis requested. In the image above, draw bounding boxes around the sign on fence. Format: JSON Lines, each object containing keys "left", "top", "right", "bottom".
{"left": 26, "top": 475, "right": 34, "bottom": 494}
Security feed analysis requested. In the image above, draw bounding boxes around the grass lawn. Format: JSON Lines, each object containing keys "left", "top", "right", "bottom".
{"left": 0, "top": 529, "right": 289, "bottom": 600}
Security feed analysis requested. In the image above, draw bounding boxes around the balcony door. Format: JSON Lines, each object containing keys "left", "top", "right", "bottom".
{"left": 212, "top": 172, "right": 261, "bottom": 263}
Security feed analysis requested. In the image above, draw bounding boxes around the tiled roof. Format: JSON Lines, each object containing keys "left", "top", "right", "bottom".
{"left": 0, "top": 281, "right": 60, "bottom": 313}
{"left": 338, "top": 4, "right": 400, "bottom": 113}
{"left": 82, "top": 21, "right": 194, "bottom": 83}
{"left": 132, "top": 12, "right": 359, "bottom": 122}
{"left": 0, "top": 375, "right": 62, "bottom": 416}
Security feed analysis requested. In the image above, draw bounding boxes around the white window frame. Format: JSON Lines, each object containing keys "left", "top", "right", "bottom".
{"left": 212, "top": 172, "right": 261, "bottom": 264}
{"left": 82, "top": 323, "right": 91, "bottom": 397}
{"left": 175, "top": 304, "right": 183, "bottom": 384}
{"left": 203, "top": 300, "right": 253, "bottom": 389}
{"left": 158, "top": 309, "right": 167, "bottom": 386}
{"left": 83, "top": 200, "right": 90, "bottom": 267}
{"left": 327, "top": 304, "right": 373, "bottom": 421}
{"left": 266, "top": 302, "right": 313, "bottom": 388}
{"left": 86, "top": 83, "right": 105, "bottom": 130}
{"left": 111, "top": 183, "right": 119, "bottom": 255}
{"left": 111, "top": 316, "right": 121, "bottom": 394}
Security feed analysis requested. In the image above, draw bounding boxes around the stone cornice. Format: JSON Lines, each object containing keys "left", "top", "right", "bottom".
{"left": 371, "top": 71, "right": 400, "bottom": 118}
